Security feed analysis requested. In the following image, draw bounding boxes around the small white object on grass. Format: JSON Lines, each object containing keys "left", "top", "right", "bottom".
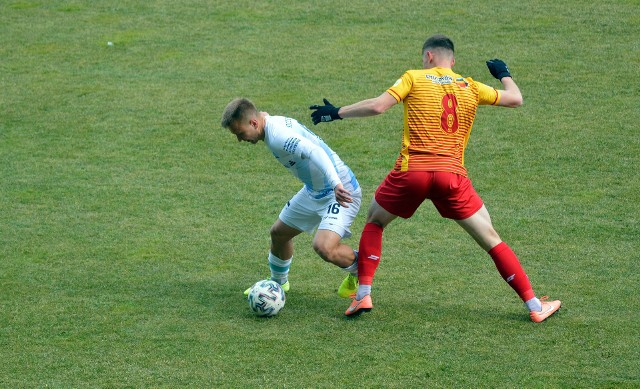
{"left": 107, "top": 41, "right": 114, "bottom": 46}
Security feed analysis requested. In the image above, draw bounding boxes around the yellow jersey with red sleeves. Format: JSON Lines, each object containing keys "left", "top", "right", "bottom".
{"left": 386, "top": 67, "right": 500, "bottom": 176}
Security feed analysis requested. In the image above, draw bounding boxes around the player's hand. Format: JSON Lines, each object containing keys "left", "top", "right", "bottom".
{"left": 309, "top": 98, "right": 342, "bottom": 125}
{"left": 333, "top": 183, "right": 352, "bottom": 208}
{"left": 486, "top": 59, "right": 511, "bottom": 80}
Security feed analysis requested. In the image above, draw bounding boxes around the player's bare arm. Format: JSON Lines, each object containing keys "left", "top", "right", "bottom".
{"left": 310, "top": 93, "right": 397, "bottom": 124}
{"left": 338, "top": 92, "right": 397, "bottom": 119}
{"left": 496, "top": 77, "right": 523, "bottom": 108}
{"left": 486, "top": 58, "right": 523, "bottom": 108}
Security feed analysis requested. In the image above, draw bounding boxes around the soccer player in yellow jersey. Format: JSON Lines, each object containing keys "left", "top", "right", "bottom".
{"left": 310, "top": 34, "right": 561, "bottom": 322}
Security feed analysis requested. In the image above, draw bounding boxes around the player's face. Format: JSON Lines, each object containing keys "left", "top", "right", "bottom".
{"left": 230, "top": 119, "right": 261, "bottom": 144}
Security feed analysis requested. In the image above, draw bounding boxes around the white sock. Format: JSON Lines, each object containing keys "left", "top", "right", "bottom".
{"left": 342, "top": 257, "right": 358, "bottom": 276}
{"left": 355, "top": 285, "right": 371, "bottom": 300}
{"left": 269, "top": 253, "right": 291, "bottom": 285}
{"left": 525, "top": 297, "right": 542, "bottom": 312}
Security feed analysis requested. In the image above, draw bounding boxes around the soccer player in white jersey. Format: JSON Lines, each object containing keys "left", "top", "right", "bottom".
{"left": 221, "top": 98, "right": 361, "bottom": 299}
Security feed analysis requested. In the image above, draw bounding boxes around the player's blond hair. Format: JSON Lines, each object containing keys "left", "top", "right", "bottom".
{"left": 221, "top": 98, "right": 258, "bottom": 129}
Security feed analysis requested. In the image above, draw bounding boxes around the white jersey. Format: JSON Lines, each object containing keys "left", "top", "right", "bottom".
{"left": 264, "top": 115, "right": 359, "bottom": 199}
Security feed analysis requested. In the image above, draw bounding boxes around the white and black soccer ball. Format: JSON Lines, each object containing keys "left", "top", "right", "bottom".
{"left": 247, "top": 280, "right": 286, "bottom": 317}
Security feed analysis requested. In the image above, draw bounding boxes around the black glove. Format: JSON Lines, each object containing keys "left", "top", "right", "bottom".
{"left": 309, "top": 98, "right": 342, "bottom": 125}
{"left": 486, "top": 59, "right": 511, "bottom": 80}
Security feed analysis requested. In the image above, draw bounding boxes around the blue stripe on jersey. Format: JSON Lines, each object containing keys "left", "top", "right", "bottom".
{"left": 265, "top": 116, "right": 359, "bottom": 195}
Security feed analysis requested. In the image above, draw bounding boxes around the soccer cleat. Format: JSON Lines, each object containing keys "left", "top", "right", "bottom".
{"left": 529, "top": 296, "right": 561, "bottom": 323}
{"left": 244, "top": 279, "right": 290, "bottom": 296}
{"left": 345, "top": 294, "right": 373, "bottom": 317}
{"left": 337, "top": 274, "right": 358, "bottom": 298}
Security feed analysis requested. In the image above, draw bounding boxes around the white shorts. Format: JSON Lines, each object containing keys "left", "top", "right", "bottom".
{"left": 278, "top": 187, "right": 362, "bottom": 238}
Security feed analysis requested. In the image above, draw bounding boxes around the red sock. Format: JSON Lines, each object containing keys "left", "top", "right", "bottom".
{"left": 357, "top": 223, "right": 384, "bottom": 285}
{"left": 488, "top": 242, "right": 535, "bottom": 302}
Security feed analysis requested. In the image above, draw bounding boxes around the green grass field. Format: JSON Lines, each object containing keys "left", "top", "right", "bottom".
{"left": 1, "top": 1, "right": 639, "bottom": 387}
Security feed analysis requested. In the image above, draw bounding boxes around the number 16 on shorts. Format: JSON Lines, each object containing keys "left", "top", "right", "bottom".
{"left": 327, "top": 203, "right": 341, "bottom": 215}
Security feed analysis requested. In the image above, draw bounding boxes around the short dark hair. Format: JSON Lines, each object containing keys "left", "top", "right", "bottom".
{"left": 221, "top": 98, "right": 257, "bottom": 128}
{"left": 422, "top": 34, "right": 454, "bottom": 55}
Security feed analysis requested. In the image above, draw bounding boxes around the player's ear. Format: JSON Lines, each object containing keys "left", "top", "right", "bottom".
{"left": 426, "top": 51, "right": 434, "bottom": 63}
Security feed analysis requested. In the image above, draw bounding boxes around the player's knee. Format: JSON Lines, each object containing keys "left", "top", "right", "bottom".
{"left": 312, "top": 240, "right": 336, "bottom": 263}
{"left": 270, "top": 225, "right": 288, "bottom": 244}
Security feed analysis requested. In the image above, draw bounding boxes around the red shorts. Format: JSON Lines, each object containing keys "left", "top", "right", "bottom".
{"left": 374, "top": 171, "right": 483, "bottom": 220}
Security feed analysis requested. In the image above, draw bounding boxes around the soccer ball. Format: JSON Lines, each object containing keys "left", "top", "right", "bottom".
{"left": 247, "top": 280, "right": 286, "bottom": 317}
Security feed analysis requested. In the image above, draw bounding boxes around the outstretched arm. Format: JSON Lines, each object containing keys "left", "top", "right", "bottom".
{"left": 337, "top": 92, "right": 398, "bottom": 118}
{"left": 310, "top": 93, "right": 397, "bottom": 124}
